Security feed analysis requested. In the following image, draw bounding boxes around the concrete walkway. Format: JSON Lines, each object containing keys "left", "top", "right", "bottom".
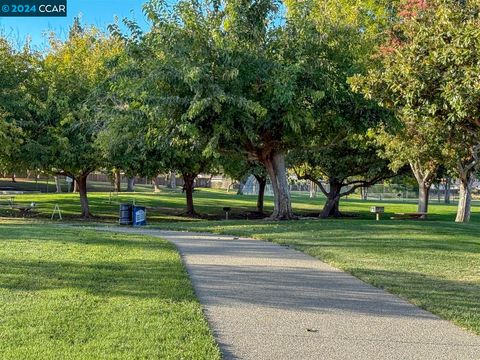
{"left": 94, "top": 227, "right": 480, "bottom": 360}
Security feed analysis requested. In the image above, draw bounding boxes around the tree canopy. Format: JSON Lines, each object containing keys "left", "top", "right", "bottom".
{"left": 351, "top": 0, "right": 480, "bottom": 222}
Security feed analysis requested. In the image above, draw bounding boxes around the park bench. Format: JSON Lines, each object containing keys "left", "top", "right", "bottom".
{"left": 10, "top": 203, "right": 36, "bottom": 217}
{"left": 391, "top": 212, "right": 427, "bottom": 220}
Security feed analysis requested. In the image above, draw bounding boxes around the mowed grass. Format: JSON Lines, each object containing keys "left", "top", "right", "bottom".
{"left": 156, "top": 218, "right": 480, "bottom": 335}
{"left": 0, "top": 219, "right": 220, "bottom": 360}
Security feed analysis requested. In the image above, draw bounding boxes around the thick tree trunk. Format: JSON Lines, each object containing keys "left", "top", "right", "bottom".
{"left": 127, "top": 177, "right": 135, "bottom": 192}
{"left": 54, "top": 176, "right": 62, "bottom": 193}
{"left": 263, "top": 152, "right": 295, "bottom": 220}
{"left": 320, "top": 180, "right": 342, "bottom": 218}
{"left": 183, "top": 174, "right": 197, "bottom": 217}
{"left": 444, "top": 177, "right": 451, "bottom": 204}
{"left": 152, "top": 176, "right": 161, "bottom": 193}
{"left": 410, "top": 161, "right": 435, "bottom": 219}
{"left": 77, "top": 175, "right": 92, "bottom": 218}
{"left": 417, "top": 182, "right": 431, "bottom": 218}
{"left": 456, "top": 173, "right": 474, "bottom": 223}
{"left": 254, "top": 175, "right": 266, "bottom": 214}
{"left": 73, "top": 180, "right": 79, "bottom": 193}
{"left": 114, "top": 170, "right": 121, "bottom": 192}
{"left": 168, "top": 171, "right": 177, "bottom": 189}
{"left": 321, "top": 197, "right": 341, "bottom": 218}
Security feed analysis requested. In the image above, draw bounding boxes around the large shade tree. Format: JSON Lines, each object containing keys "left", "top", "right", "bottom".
{"left": 292, "top": 136, "right": 394, "bottom": 218}
{"left": 287, "top": 1, "right": 392, "bottom": 218}
{"left": 351, "top": 0, "right": 480, "bottom": 222}
{"left": 114, "top": 0, "right": 318, "bottom": 218}
{"left": 286, "top": 0, "right": 397, "bottom": 218}
{"left": 0, "top": 38, "right": 34, "bottom": 176}
{"left": 141, "top": 0, "right": 345, "bottom": 219}
{"left": 213, "top": 0, "right": 402, "bottom": 219}
{"left": 30, "top": 25, "right": 122, "bottom": 217}
{"left": 103, "top": 15, "right": 219, "bottom": 216}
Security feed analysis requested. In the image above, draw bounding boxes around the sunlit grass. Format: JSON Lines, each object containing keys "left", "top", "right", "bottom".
{"left": 0, "top": 220, "right": 220, "bottom": 359}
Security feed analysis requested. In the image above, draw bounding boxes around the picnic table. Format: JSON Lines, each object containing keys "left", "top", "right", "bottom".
{"left": 391, "top": 212, "right": 427, "bottom": 220}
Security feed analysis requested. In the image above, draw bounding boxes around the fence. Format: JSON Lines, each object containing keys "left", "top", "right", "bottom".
{"left": 2, "top": 172, "right": 479, "bottom": 203}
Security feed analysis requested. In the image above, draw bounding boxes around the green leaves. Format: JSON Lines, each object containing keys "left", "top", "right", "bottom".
{"left": 0, "top": 38, "right": 36, "bottom": 173}
{"left": 354, "top": 0, "right": 480, "bottom": 174}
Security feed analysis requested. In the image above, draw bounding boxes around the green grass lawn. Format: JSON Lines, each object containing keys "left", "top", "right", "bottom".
{"left": 2, "top": 187, "right": 479, "bottom": 337}
{"left": 0, "top": 219, "right": 220, "bottom": 360}
{"left": 1, "top": 184, "right": 479, "bottom": 223}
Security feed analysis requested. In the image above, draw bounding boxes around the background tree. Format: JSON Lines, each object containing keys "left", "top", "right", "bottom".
{"left": 284, "top": 0, "right": 396, "bottom": 218}
{"left": 0, "top": 38, "right": 35, "bottom": 178}
{"left": 96, "top": 108, "right": 164, "bottom": 193}
{"left": 29, "top": 25, "right": 122, "bottom": 217}
{"left": 351, "top": 0, "right": 480, "bottom": 222}
{"left": 372, "top": 122, "right": 442, "bottom": 217}
{"left": 292, "top": 136, "right": 394, "bottom": 218}
{"left": 104, "top": 15, "right": 219, "bottom": 216}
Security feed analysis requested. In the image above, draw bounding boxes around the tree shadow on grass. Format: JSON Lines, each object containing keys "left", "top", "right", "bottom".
{"left": 0, "top": 258, "right": 195, "bottom": 302}
{"left": 0, "top": 224, "right": 178, "bottom": 251}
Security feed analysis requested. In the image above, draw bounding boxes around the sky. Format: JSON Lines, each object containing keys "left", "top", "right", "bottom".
{"left": 0, "top": 0, "right": 152, "bottom": 50}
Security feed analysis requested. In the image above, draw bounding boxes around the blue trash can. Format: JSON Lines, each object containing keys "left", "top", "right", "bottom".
{"left": 132, "top": 206, "right": 147, "bottom": 226}
{"left": 119, "top": 204, "right": 133, "bottom": 225}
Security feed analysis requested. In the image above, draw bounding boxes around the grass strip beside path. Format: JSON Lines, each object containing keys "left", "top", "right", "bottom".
{"left": 0, "top": 220, "right": 220, "bottom": 360}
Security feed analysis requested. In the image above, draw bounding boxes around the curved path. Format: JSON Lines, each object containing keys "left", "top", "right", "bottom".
{"left": 94, "top": 227, "right": 480, "bottom": 360}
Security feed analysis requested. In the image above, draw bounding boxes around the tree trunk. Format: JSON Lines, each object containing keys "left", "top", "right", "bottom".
{"left": 361, "top": 186, "right": 368, "bottom": 200}
{"left": 73, "top": 179, "right": 79, "bottom": 193}
{"left": 254, "top": 175, "right": 266, "bottom": 214}
{"left": 54, "top": 176, "right": 62, "bottom": 193}
{"left": 127, "top": 177, "right": 135, "bottom": 192}
{"left": 417, "top": 182, "right": 431, "bottom": 218}
{"left": 410, "top": 161, "right": 435, "bottom": 219}
{"left": 262, "top": 151, "right": 295, "bottom": 220}
{"left": 309, "top": 180, "right": 316, "bottom": 198}
{"left": 77, "top": 175, "right": 92, "bottom": 218}
{"left": 320, "top": 179, "right": 342, "bottom": 218}
{"left": 183, "top": 173, "right": 197, "bottom": 217}
{"left": 456, "top": 172, "right": 474, "bottom": 223}
{"left": 169, "top": 171, "right": 176, "bottom": 189}
{"left": 152, "top": 176, "right": 161, "bottom": 193}
{"left": 114, "top": 170, "right": 121, "bottom": 192}
{"left": 444, "top": 177, "right": 451, "bottom": 204}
